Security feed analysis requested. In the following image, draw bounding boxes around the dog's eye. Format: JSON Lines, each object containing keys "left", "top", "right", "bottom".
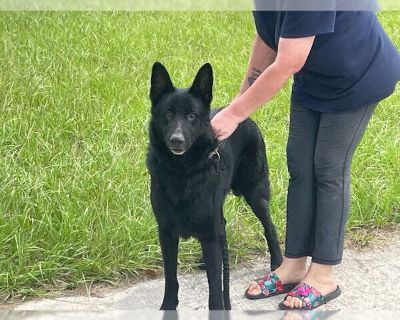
{"left": 187, "top": 112, "right": 196, "bottom": 121}
{"left": 165, "top": 111, "right": 173, "bottom": 120}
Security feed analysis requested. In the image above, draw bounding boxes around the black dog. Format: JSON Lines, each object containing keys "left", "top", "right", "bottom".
{"left": 147, "top": 62, "right": 283, "bottom": 310}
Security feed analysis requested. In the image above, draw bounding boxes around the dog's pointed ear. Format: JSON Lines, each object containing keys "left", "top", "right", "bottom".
{"left": 189, "top": 63, "right": 213, "bottom": 106}
{"left": 150, "top": 62, "right": 174, "bottom": 105}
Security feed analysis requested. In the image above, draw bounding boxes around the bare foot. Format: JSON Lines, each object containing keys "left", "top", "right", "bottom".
{"left": 282, "top": 263, "right": 338, "bottom": 309}
{"left": 246, "top": 257, "right": 308, "bottom": 297}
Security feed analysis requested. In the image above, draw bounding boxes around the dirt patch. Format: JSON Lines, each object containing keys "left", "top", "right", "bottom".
{"left": 345, "top": 224, "right": 400, "bottom": 249}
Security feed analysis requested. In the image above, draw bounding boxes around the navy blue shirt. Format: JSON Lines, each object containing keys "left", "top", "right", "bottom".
{"left": 253, "top": 11, "right": 400, "bottom": 112}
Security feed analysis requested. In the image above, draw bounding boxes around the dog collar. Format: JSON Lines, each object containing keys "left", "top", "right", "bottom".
{"left": 208, "top": 142, "right": 224, "bottom": 174}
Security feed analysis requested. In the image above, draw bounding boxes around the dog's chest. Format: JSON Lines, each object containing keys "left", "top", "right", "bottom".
{"left": 163, "top": 170, "right": 214, "bottom": 205}
{"left": 173, "top": 206, "right": 213, "bottom": 239}
{"left": 164, "top": 178, "right": 188, "bottom": 205}
{"left": 160, "top": 172, "right": 222, "bottom": 238}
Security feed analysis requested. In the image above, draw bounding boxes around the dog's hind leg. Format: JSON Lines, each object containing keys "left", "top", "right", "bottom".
{"left": 159, "top": 229, "right": 180, "bottom": 310}
{"left": 221, "top": 219, "right": 231, "bottom": 310}
{"left": 243, "top": 185, "right": 283, "bottom": 271}
{"left": 200, "top": 237, "right": 224, "bottom": 310}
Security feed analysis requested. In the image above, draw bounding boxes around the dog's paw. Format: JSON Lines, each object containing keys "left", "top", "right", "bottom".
{"left": 160, "top": 298, "right": 178, "bottom": 311}
{"left": 160, "top": 304, "right": 177, "bottom": 311}
{"left": 224, "top": 302, "right": 232, "bottom": 310}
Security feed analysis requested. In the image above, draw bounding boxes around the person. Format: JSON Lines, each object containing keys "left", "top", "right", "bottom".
{"left": 211, "top": 10, "right": 400, "bottom": 310}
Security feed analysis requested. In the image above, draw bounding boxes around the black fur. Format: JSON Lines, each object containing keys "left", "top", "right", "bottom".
{"left": 147, "top": 62, "right": 283, "bottom": 310}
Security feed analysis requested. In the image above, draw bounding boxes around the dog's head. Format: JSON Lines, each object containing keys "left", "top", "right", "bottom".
{"left": 149, "top": 62, "right": 213, "bottom": 156}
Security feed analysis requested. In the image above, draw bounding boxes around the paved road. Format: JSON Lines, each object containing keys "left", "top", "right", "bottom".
{"left": 15, "top": 233, "right": 400, "bottom": 311}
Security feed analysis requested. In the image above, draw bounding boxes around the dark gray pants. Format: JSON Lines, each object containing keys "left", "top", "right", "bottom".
{"left": 285, "top": 104, "right": 376, "bottom": 265}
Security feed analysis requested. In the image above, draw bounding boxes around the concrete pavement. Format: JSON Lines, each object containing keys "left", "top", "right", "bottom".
{"left": 13, "top": 231, "right": 400, "bottom": 311}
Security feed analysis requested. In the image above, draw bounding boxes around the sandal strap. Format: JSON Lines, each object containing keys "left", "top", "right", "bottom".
{"left": 286, "top": 283, "right": 325, "bottom": 309}
{"left": 256, "top": 272, "right": 285, "bottom": 297}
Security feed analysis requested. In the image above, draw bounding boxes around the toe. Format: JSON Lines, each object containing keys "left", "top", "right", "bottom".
{"left": 246, "top": 281, "right": 262, "bottom": 295}
{"left": 283, "top": 296, "right": 293, "bottom": 308}
{"left": 294, "top": 297, "right": 304, "bottom": 309}
{"left": 292, "top": 297, "right": 299, "bottom": 308}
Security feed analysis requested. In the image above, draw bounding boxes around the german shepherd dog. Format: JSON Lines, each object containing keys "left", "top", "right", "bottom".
{"left": 147, "top": 62, "right": 283, "bottom": 310}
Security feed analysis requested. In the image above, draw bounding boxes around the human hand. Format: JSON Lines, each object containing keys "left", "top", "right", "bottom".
{"left": 211, "top": 107, "right": 243, "bottom": 141}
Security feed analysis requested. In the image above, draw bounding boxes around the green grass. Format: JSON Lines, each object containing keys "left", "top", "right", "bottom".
{"left": 0, "top": 11, "right": 399, "bottom": 300}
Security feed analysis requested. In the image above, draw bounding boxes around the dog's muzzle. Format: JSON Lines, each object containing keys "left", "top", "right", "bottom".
{"left": 169, "top": 132, "right": 186, "bottom": 155}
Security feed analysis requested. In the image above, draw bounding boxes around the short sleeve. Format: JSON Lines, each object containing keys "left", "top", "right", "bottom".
{"left": 281, "top": 11, "right": 336, "bottom": 38}
{"left": 252, "top": 11, "right": 277, "bottom": 50}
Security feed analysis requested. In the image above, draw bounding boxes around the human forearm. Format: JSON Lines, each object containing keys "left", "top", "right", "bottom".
{"left": 229, "top": 61, "right": 293, "bottom": 121}
{"left": 229, "top": 36, "right": 316, "bottom": 121}
{"left": 211, "top": 36, "right": 315, "bottom": 141}
{"left": 238, "top": 34, "right": 277, "bottom": 96}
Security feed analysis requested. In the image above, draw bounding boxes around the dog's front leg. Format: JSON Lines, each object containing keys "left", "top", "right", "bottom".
{"left": 159, "top": 228, "right": 179, "bottom": 310}
{"left": 200, "top": 238, "right": 224, "bottom": 310}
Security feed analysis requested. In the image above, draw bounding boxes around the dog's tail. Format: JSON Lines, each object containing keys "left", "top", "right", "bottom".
{"left": 222, "top": 232, "right": 231, "bottom": 310}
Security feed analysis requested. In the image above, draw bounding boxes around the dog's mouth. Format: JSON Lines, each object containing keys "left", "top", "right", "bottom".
{"left": 169, "top": 148, "right": 186, "bottom": 156}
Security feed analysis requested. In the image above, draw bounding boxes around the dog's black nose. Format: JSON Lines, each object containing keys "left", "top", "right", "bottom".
{"left": 169, "top": 133, "right": 185, "bottom": 147}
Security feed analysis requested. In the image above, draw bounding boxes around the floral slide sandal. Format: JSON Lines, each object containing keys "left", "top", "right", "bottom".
{"left": 278, "top": 283, "right": 341, "bottom": 310}
{"left": 245, "top": 272, "right": 297, "bottom": 300}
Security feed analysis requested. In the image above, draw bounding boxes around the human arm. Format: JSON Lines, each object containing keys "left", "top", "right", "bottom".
{"left": 211, "top": 36, "right": 315, "bottom": 140}
{"left": 237, "top": 34, "right": 277, "bottom": 96}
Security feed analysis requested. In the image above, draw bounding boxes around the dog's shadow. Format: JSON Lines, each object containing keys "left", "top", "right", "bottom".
{"left": 161, "top": 311, "right": 178, "bottom": 320}
{"left": 161, "top": 310, "right": 339, "bottom": 320}
{"left": 161, "top": 311, "right": 231, "bottom": 320}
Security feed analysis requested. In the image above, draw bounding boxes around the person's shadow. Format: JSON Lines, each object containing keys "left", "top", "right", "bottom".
{"left": 280, "top": 310, "right": 339, "bottom": 320}
{"left": 244, "top": 310, "right": 339, "bottom": 320}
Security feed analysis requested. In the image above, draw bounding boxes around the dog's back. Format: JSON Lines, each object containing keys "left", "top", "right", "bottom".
{"left": 211, "top": 109, "right": 270, "bottom": 199}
